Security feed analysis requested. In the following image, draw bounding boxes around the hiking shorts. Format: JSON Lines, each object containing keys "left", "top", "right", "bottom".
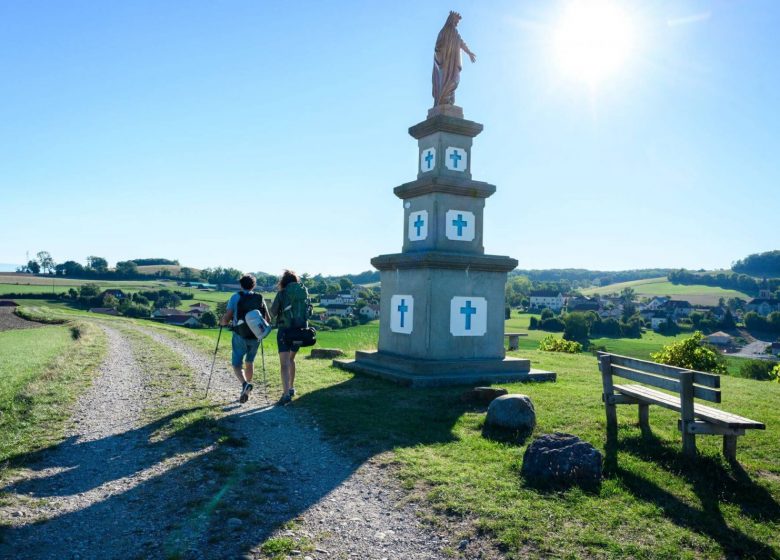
{"left": 276, "top": 327, "right": 298, "bottom": 353}
{"left": 231, "top": 332, "right": 260, "bottom": 367}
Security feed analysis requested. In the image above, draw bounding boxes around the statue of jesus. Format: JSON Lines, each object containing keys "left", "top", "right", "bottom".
{"left": 432, "top": 11, "right": 477, "bottom": 108}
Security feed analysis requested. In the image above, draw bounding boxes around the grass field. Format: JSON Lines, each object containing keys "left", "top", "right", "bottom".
{"left": 0, "top": 322, "right": 106, "bottom": 466}
{"left": 8, "top": 304, "right": 780, "bottom": 557}
{"left": 165, "top": 319, "right": 780, "bottom": 558}
{"left": 582, "top": 277, "right": 752, "bottom": 306}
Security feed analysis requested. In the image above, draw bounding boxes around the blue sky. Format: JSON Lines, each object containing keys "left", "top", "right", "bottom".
{"left": 1, "top": 0, "right": 778, "bottom": 275}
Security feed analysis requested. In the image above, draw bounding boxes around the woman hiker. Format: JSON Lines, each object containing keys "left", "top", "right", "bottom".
{"left": 270, "top": 269, "right": 308, "bottom": 406}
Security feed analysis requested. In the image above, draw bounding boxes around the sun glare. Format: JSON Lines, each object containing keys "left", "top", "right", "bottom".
{"left": 553, "top": 0, "right": 635, "bottom": 86}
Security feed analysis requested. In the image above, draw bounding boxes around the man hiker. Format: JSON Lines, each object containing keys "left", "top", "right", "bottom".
{"left": 220, "top": 274, "right": 270, "bottom": 403}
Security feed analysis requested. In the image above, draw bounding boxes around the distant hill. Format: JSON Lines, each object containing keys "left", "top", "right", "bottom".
{"left": 582, "top": 277, "right": 752, "bottom": 307}
{"left": 511, "top": 268, "right": 674, "bottom": 288}
{"left": 732, "top": 250, "right": 780, "bottom": 278}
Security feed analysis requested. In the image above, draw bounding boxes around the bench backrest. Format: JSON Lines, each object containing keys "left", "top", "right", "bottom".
{"left": 598, "top": 352, "right": 721, "bottom": 403}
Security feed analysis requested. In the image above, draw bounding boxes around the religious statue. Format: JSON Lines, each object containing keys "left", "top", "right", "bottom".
{"left": 432, "top": 11, "right": 477, "bottom": 108}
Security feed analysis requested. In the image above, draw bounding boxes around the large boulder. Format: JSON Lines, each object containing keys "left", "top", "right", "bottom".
{"left": 460, "top": 386, "right": 508, "bottom": 405}
{"left": 308, "top": 348, "right": 345, "bottom": 359}
{"left": 485, "top": 394, "right": 536, "bottom": 432}
{"left": 521, "top": 433, "right": 602, "bottom": 487}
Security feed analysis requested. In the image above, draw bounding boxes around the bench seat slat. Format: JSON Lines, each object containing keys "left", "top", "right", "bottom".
{"left": 614, "top": 384, "right": 765, "bottom": 429}
{"left": 606, "top": 353, "right": 720, "bottom": 388}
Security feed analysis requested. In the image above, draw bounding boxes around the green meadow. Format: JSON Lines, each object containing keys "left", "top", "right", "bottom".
{"left": 582, "top": 277, "right": 752, "bottom": 306}
{"left": 5, "top": 304, "right": 779, "bottom": 558}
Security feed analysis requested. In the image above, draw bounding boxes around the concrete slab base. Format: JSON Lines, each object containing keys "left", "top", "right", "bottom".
{"left": 333, "top": 351, "right": 556, "bottom": 387}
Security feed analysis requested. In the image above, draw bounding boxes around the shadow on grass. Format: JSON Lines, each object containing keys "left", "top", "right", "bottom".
{"left": 604, "top": 428, "right": 780, "bottom": 559}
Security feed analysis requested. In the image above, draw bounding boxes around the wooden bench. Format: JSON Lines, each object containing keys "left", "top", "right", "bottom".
{"left": 598, "top": 352, "right": 765, "bottom": 460}
{"left": 504, "top": 332, "right": 528, "bottom": 350}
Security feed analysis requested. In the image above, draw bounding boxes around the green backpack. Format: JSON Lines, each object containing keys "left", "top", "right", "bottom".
{"left": 279, "top": 282, "right": 311, "bottom": 329}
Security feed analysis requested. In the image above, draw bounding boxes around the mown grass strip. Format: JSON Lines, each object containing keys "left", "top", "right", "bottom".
{"left": 0, "top": 321, "right": 106, "bottom": 471}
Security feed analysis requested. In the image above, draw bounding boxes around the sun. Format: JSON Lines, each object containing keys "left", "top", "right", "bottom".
{"left": 553, "top": 0, "right": 636, "bottom": 86}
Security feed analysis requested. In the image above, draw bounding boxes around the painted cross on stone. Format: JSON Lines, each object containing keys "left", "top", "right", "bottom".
{"left": 460, "top": 300, "right": 477, "bottom": 330}
{"left": 449, "top": 149, "right": 462, "bottom": 169}
{"left": 452, "top": 214, "right": 468, "bottom": 237}
{"left": 413, "top": 215, "right": 425, "bottom": 237}
{"left": 424, "top": 150, "right": 434, "bottom": 169}
{"left": 397, "top": 298, "right": 409, "bottom": 328}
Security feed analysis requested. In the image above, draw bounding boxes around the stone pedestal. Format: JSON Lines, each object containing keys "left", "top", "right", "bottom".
{"left": 334, "top": 110, "right": 555, "bottom": 386}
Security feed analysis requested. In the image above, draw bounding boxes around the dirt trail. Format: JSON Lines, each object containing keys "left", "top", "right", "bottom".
{"left": 0, "top": 322, "right": 458, "bottom": 559}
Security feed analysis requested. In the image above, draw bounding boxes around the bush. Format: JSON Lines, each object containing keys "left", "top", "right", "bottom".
{"left": 325, "top": 316, "right": 342, "bottom": 329}
{"left": 539, "top": 317, "right": 565, "bottom": 332}
{"left": 200, "top": 311, "right": 217, "bottom": 328}
{"left": 738, "top": 360, "right": 778, "bottom": 381}
{"left": 540, "top": 308, "right": 555, "bottom": 320}
{"left": 650, "top": 331, "right": 727, "bottom": 374}
{"left": 773, "top": 364, "right": 780, "bottom": 383}
{"left": 529, "top": 316, "right": 539, "bottom": 330}
{"left": 538, "top": 335, "right": 582, "bottom": 354}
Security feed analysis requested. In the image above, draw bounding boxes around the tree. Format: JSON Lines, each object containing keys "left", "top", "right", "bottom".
{"left": 36, "top": 251, "right": 55, "bottom": 274}
{"left": 620, "top": 287, "right": 636, "bottom": 304}
{"left": 86, "top": 256, "right": 108, "bottom": 273}
{"left": 563, "top": 312, "right": 590, "bottom": 343}
{"left": 325, "top": 316, "right": 342, "bottom": 329}
{"left": 78, "top": 283, "right": 102, "bottom": 298}
{"left": 55, "top": 260, "right": 85, "bottom": 277}
{"left": 339, "top": 277, "right": 353, "bottom": 291}
{"left": 180, "top": 267, "right": 197, "bottom": 281}
{"left": 115, "top": 260, "right": 138, "bottom": 277}
{"left": 744, "top": 312, "right": 768, "bottom": 332}
{"left": 102, "top": 294, "right": 119, "bottom": 309}
{"left": 767, "top": 312, "right": 780, "bottom": 332}
{"left": 650, "top": 331, "right": 727, "bottom": 374}
{"left": 26, "top": 260, "right": 40, "bottom": 274}
{"left": 540, "top": 308, "right": 555, "bottom": 320}
{"left": 720, "top": 310, "right": 736, "bottom": 330}
{"left": 200, "top": 311, "right": 218, "bottom": 328}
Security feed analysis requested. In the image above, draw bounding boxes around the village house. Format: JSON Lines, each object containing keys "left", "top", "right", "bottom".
{"left": 650, "top": 314, "right": 668, "bottom": 331}
{"left": 529, "top": 290, "right": 566, "bottom": 312}
{"left": 566, "top": 296, "right": 599, "bottom": 313}
{"left": 100, "top": 289, "right": 126, "bottom": 300}
{"left": 151, "top": 308, "right": 185, "bottom": 319}
{"left": 359, "top": 304, "right": 380, "bottom": 320}
{"left": 321, "top": 292, "right": 357, "bottom": 307}
{"left": 663, "top": 300, "right": 694, "bottom": 321}
{"left": 746, "top": 297, "right": 780, "bottom": 317}
{"left": 186, "top": 303, "right": 210, "bottom": 318}
{"left": 705, "top": 331, "right": 733, "bottom": 346}
{"left": 642, "top": 296, "right": 670, "bottom": 311}
{"left": 324, "top": 304, "right": 354, "bottom": 317}
{"left": 89, "top": 307, "right": 120, "bottom": 316}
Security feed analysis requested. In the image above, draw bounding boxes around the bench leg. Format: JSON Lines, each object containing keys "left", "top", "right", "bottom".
{"left": 681, "top": 425, "right": 697, "bottom": 458}
{"left": 723, "top": 435, "right": 737, "bottom": 462}
{"left": 604, "top": 403, "right": 618, "bottom": 444}
{"left": 638, "top": 404, "right": 650, "bottom": 435}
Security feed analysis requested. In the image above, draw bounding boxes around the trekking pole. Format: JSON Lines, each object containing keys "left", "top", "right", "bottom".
{"left": 260, "top": 337, "right": 269, "bottom": 405}
{"left": 205, "top": 325, "right": 223, "bottom": 398}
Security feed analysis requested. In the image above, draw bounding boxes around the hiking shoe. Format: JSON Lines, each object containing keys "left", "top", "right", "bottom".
{"left": 289, "top": 387, "right": 296, "bottom": 398}
{"left": 276, "top": 393, "right": 292, "bottom": 406}
{"left": 240, "top": 382, "right": 253, "bottom": 403}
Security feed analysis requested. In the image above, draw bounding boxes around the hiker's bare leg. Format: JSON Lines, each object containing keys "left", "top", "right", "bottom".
{"left": 232, "top": 365, "right": 245, "bottom": 384}
{"left": 244, "top": 362, "right": 254, "bottom": 383}
{"left": 279, "top": 351, "right": 292, "bottom": 394}
{"left": 289, "top": 352, "right": 297, "bottom": 390}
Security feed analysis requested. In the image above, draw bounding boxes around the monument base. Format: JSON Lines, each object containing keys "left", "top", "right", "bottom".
{"left": 333, "top": 351, "right": 556, "bottom": 387}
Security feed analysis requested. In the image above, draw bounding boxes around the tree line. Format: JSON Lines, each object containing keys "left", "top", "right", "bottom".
{"left": 668, "top": 269, "right": 779, "bottom": 296}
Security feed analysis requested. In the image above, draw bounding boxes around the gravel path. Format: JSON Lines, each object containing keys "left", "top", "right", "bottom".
{"left": 133, "top": 324, "right": 455, "bottom": 559}
{"left": 1, "top": 322, "right": 461, "bottom": 559}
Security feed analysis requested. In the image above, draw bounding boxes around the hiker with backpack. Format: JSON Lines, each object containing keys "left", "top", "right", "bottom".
{"left": 270, "top": 270, "right": 314, "bottom": 406}
{"left": 220, "top": 274, "right": 271, "bottom": 403}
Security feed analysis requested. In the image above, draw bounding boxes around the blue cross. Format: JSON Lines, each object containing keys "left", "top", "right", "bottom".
{"left": 452, "top": 213, "right": 468, "bottom": 236}
{"left": 397, "top": 298, "right": 409, "bottom": 328}
{"left": 460, "top": 300, "right": 477, "bottom": 330}
{"left": 449, "top": 149, "right": 462, "bottom": 169}
{"left": 413, "top": 215, "right": 425, "bottom": 237}
{"left": 423, "top": 150, "right": 434, "bottom": 169}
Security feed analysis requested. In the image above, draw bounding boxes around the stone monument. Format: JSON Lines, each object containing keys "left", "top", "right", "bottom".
{"left": 334, "top": 13, "right": 555, "bottom": 386}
